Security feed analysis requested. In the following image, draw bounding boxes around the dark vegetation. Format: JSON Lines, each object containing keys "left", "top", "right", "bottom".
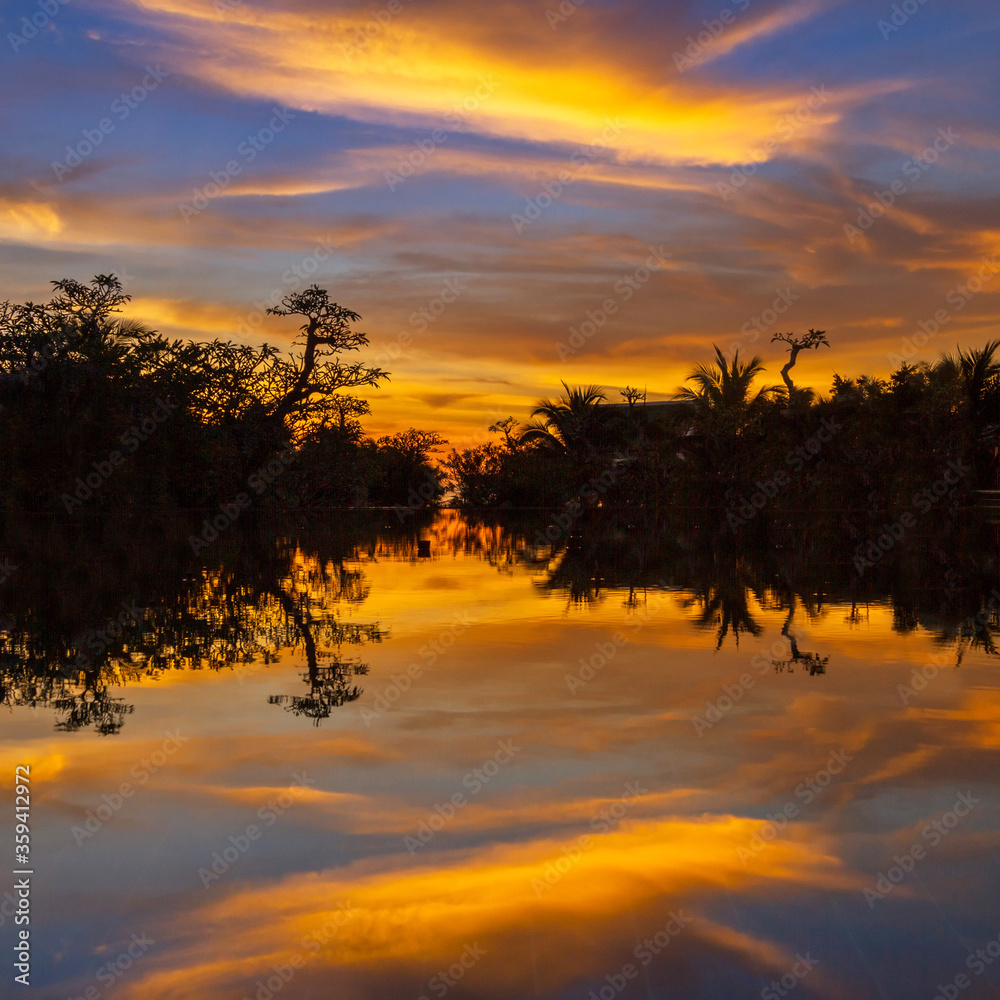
{"left": 0, "top": 275, "right": 446, "bottom": 513}
{"left": 1, "top": 276, "right": 996, "bottom": 519}
{"left": 447, "top": 333, "right": 1000, "bottom": 517}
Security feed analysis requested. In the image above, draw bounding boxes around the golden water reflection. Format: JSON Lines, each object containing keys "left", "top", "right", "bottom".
{"left": 2, "top": 511, "right": 998, "bottom": 999}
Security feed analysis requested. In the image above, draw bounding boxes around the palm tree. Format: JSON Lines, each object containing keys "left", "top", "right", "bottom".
{"left": 521, "top": 381, "right": 607, "bottom": 454}
{"left": 520, "top": 382, "right": 608, "bottom": 494}
{"left": 936, "top": 340, "right": 1000, "bottom": 487}
{"left": 937, "top": 340, "right": 1000, "bottom": 427}
{"left": 674, "top": 346, "right": 779, "bottom": 421}
{"left": 672, "top": 347, "right": 780, "bottom": 491}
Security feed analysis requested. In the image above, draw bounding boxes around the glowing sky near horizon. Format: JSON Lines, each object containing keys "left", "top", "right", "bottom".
{"left": 1, "top": 0, "right": 999, "bottom": 444}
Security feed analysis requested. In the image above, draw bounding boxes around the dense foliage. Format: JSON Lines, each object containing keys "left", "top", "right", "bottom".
{"left": 0, "top": 276, "right": 446, "bottom": 512}
{"left": 448, "top": 342, "right": 1000, "bottom": 521}
{"left": 1, "top": 275, "right": 996, "bottom": 519}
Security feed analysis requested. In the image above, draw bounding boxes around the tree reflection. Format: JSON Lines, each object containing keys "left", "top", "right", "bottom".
{"left": 54, "top": 690, "right": 134, "bottom": 736}
{"left": 263, "top": 579, "right": 378, "bottom": 724}
{"left": 772, "top": 591, "right": 828, "bottom": 675}
{"left": 679, "top": 557, "right": 766, "bottom": 650}
{"left": 0, "top": 513, "right": 408, "bottom": 733}
{"left": 2, "top": 508, "right": 997, "bottom": 733}
{"left": 931, "top": 593, "right": 1000, "bottom": 664}
{"left": 519, "top": 507, "right": 1000, "bottom": 665}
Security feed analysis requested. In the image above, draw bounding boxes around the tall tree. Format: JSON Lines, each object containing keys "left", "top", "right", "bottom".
{"left": 936, "top": 339, "right": 1000, "bottom": 487}
{"left": 521, "top": 382, "right": 607, "bottom": 454}
{"left": 193, "top": 286, "right": 389, "bottom": 483}
{"left": 521, "top": 382, "right": 609, "bottom": 489}
{"left": 771, "top": 329, "right": 829, "bottom": 408}
{"left": 675, "top": 346, "right": 779, "bottom": 420}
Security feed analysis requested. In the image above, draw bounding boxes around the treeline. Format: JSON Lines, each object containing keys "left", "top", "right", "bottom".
{"left": 1, "top": 276, "right": 997, "bottom": 518}
{"left": 446, "top": 337, "right": 1000, "bottom": 519}
{"left": 0, "top": 276, "right": 446, "bottom": 512}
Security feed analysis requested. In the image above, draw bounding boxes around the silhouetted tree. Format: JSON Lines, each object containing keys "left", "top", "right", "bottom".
{"left": 675, "top": 346, "right": 779, "bottom": 420}
{"left": 771, "top": 329, "right": 829, "bottom": 408}
{"left": 0, "top": 275, "right": 451, "bottom": 511}
{"left": 521, "top": 382, "right": 613, "bottom": 491}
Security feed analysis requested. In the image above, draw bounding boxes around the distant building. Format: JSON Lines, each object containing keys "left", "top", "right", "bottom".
{"left": 603, "top": 399, "right": 689, "bottom": 416}
{"left": 603, "top": 398, "right": 696, "bottom": 435}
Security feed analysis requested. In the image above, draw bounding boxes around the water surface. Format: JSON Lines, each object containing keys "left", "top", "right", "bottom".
{"left": 3, "top": 511, "right": 999, "bottom": 1000}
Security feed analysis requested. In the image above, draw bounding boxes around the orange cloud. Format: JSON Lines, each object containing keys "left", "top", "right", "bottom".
{"left": 115, "top": 813, "right": 857, "bottom": 1000}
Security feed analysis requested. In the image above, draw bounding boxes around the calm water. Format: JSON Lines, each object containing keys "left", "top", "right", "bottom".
{"left": 3, "top": 510, "right": 999, "bottom": 1000}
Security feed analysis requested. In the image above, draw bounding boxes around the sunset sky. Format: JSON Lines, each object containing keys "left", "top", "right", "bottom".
{"left": 2, "top": 0, "right": 999, "bottom": 444}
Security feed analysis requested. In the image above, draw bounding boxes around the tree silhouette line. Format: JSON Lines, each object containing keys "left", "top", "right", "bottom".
{"left": 447, "top": 333, "right": 1000, "bottom": 513}
{"left": 0, "top": 275, "right": 446, "bottom": 512}
{"left": 2, "top": 275, "right": 997, "bottom": 516}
